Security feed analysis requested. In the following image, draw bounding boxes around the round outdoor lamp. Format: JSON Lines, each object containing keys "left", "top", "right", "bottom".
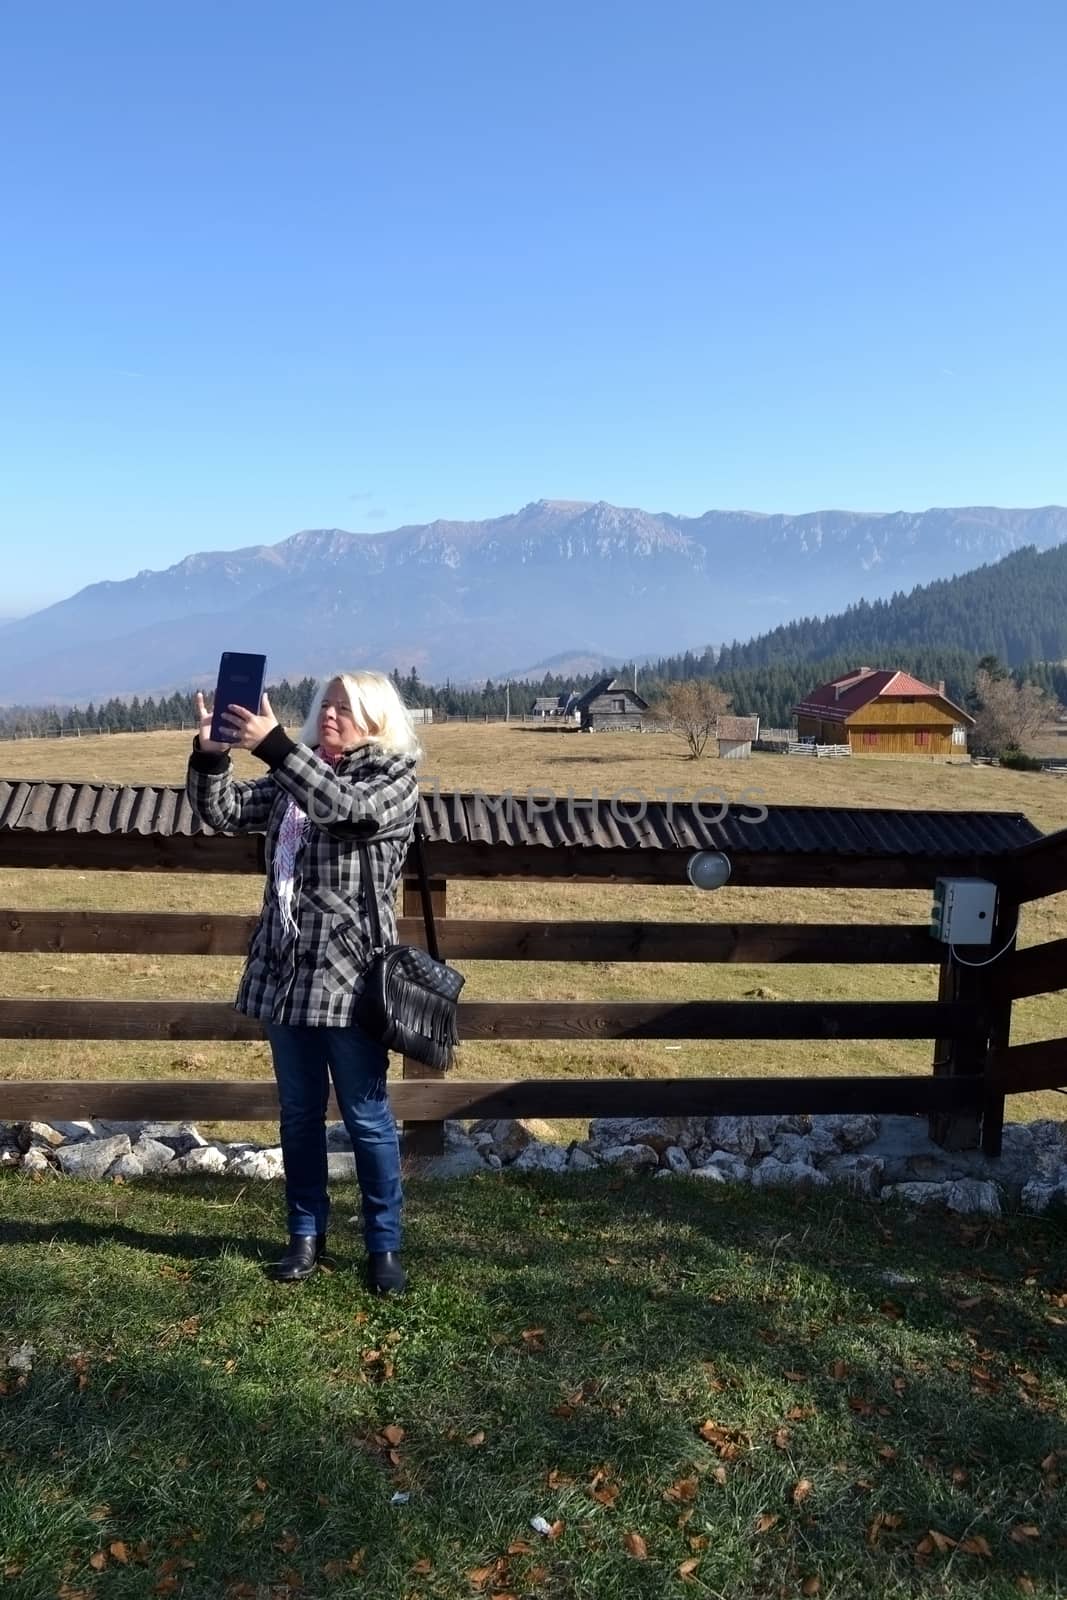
{"left": 686, "top": 850, "right": 732, "bottom": 891}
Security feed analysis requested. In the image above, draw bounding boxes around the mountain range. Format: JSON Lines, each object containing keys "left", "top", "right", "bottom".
{"left": 3, "top": 500, "right": 1067, "bottom": 704}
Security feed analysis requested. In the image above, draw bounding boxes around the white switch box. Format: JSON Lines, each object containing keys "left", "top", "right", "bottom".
{"left": 930, "top": 877, "right": 997, "bottom": 945}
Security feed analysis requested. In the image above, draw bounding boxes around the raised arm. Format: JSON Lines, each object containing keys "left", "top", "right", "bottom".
{"left": 250, "top": 729, "right": 418, "bottom": 841}
{"left": 186, "top": 746, "right": 277, "bottom": 834}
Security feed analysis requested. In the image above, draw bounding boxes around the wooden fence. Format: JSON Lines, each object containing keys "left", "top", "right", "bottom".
{"left": 1, "top": 820, "right": 1066, "bottom": 1157}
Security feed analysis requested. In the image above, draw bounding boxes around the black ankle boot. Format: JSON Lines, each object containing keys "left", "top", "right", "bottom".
{"left": 270, "top": 1233, "right": 326, "bottom": 1282}
{"left": 366, "top": 1251, "right": 406, "bottom": 1295}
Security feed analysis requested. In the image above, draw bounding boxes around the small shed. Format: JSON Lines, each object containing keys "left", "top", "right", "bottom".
{"left": 575, "top": 677, "right": 650, "bottom": 732}
{"left": 717, "top": 714, "right": 760, "bottom": 759}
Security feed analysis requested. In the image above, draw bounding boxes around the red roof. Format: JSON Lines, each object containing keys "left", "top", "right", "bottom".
{"left": 793, "top": 667, "right": 974, "bottom": 725}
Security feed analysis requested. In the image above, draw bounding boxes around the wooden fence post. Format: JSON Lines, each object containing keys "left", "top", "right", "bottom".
{"left": 980, "top": 896, "right": 1019, "bottom": 1157}
{"left": 400, "top": 873, "right": 449, "bottom": 1157}
{"left": 928, "top": 900, "right": 1014, "bottom": 1152}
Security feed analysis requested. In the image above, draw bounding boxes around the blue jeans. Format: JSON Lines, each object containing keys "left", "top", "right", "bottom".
{"left": 266, "top": 1021, "right": 402, "bottom": 1252}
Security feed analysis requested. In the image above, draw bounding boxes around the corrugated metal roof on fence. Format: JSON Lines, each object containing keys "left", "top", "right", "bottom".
{"left": 0, "top": 778, "right": 1043, "bottom": 856}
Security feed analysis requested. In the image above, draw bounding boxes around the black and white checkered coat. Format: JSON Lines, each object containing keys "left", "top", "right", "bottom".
{"left": 187, "top": 736, "right": 419, "bottom": 1027}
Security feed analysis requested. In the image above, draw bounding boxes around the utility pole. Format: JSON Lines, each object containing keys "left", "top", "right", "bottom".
{"left": 633, "top": 662, "right": 637, "bottom": 694}
{"left": 505, "top": 681, "right": 510, "bottom": 722}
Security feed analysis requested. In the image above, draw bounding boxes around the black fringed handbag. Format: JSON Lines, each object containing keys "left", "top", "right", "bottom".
{"left": 353, "top": 823, "right": 464, "bottom": 1069}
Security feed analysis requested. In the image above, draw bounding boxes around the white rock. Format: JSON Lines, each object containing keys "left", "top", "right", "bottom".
{"left": 0, "top": 1147, "right": 21, "bottom": 1168}
{"left": 596, "top": 1143, "right": 659, "bottom": 1172}
{"left": 566, "top": 1146, "right": 600, "bottom": 1172}
{"left": 704, "top": 1116, "right": 759, "bottom": 1156}
{"left": 55, "top": 1135, "right": 132, "bottom": 1179}
{"left": 19, "top": 1121, "right": 67, "bottom": 1149}
{"left": 469, "top": 1118, "right": 557, "bottom": 1162}
{"left": 129, "top": 1136, "right": 176, "bottom": 1174}
{"left": 231, "top": 1150, "right": 274, "bottom": 1180}
{"left": 751, "top": 1158, "right": 830, "bottom": 1191}
{"left": 42, "top": 1120, "right": 97, "bottom": 1144}
{"left": 881, "top": 1181, "right": 948, "bottom": 1207}
{"left": 178, "top": 1145, "right": 227, "bottom": 1175}
{"left": 811, "top": 1113, "right": 880, "bottom": 1151}
{"left": 326, "top": 1122, "right": 352, "bottom": 1149}
{"left": 107, "top": 1153, "right": 145, "bottom": 1180}
{"left": 511, "top": 1140, "right": 569, "bottom": 1173}
{"left": 692, "top": 1152, "right": 750, "bottom": 1184}
{"left": 662, "top": 1145, "right": 692, "bottom": 1175}
{"left": 5, "top": 1342, "right": 35, "bottom": 1374}
{"left": 1021, "top": 1177, "right": 1067, "bottom": 1214}
{"left": 327, "top": 1151, "right": 358, "bottom": 1181}
{"left": 141, "top": 1122, "right": 208, "bottom": 1155}
{"left": 471, "top": 1131, "right": 496, "bottom": 1150}
{"left": 943, "top": 1179, "right": 1002, "bottom": 1216}
{"left": 19, "top": 1146, "right": 53, "bottom": 1176}
{"left": 485, "top": 1152, "right": 503, "bottom": 1170}
{"left": 821, "top": 1153, "right": 884, "bottom": 1198}
{"left": 774, "top": 1129, "right": 838, "bottom": 1165}
{"left": 443, "top": 1121, "right": 475, "bottom": 1150}
{"left": 587, "top": 1116, "right": 701, "bottom": 1154}
{"left": 417, "top": 1146, "right": 489, "bottom": 1178}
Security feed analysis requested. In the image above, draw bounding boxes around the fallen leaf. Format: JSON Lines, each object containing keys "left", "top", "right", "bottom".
{"left": 153, "top": 1581, "right": 179, "bottom": 1597}
{"left": 959, "top": 1535, "right": 993, "bottom": 1557}
{"left": 109, "top": 1541, "right": 130, "bottom": 1564}
{"left": 1016, "top": 1578, "right": 1036, "bottom": 1594}
{"left": 678, "top": 1557, "right": 700, "bottom": 1579}
{"left": 830, "top": 1360, "right": 848, "bottom": 1381}
{"left": 1010, "top": 1524, "right": 1041, "bottom": 1542}
{"left": 878, "top": 1446, "right": 897, "bottom": 1462}
{"left": 623, "top": 1532, "right": 648, "bottom": 1560}
{"left": 89, "top": 1553, "right": 108, "bottom": 1571}
{"left": 791, "top": 1478, "right": 813, "bottom": 1506}
{"left": 591, "top": 1483, "right": 620, "bottom": 1506}
{"left": 239, "top": 1511, "right": 265, "bottom": 1532}
{"left": 576, "top": 1310, "right": 598, "bottom": 1323}
{"left": 546, "top": 1468, "right": 573, "bottom": 1489}
{"left": 916, "top": 1529, "right": 957, "bottom": 1556}
{"left": 380, "top": 1424, "right": 405, "bottom": 1447}
{"left": 787, "top": 1406, "right": 816, "bottom": 1421}
{"left": 755, "top": 1513, "right": 779, "bottom": 1534}
{"left": 521, "top": 1328, "right": 546, "bottom": 1343}
{"left": 774, "top": 1428, "right": 791, "bottom": 1450}
{"left": 712, "top": 1466, "right": 728, "bottom": 1485}
{"left": 802, "top": 1578, "right": 821, "bottom": 1597}
{"left": 505, "top": 1542, "right": 532, "bottom": 1556}
{"left": 664, "top": 1476, "right": 699, "bottom": 1503}
{"left": 273, "top": 1532, "right": 300, "bottom": 1554}
{"left": 465, "top": 1430, "right": 486, "bottom": 1448}
{"left": 255, "top": 1476, "right": 269, "bottom": 1492}
{"left": 688, "top": 1534, "right": 709, "bottom": 1551}
{"left": 783, "top": 1369, "right": 807, "bottom": 1381}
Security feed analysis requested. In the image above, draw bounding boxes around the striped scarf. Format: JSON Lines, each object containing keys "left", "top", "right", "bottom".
{"left": 274, "top": 745, "right": 343, "bottom": 933}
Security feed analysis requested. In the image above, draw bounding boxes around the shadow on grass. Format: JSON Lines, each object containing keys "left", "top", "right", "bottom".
{"left": 1, "top": 1172, "right": 1065, "bottom": 1600}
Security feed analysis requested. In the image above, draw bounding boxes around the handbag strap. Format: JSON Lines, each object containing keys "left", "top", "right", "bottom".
{"left": 357, "top": 816, "right": 440, "bottom": 961}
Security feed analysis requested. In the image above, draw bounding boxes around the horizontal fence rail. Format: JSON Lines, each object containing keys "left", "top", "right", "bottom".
{"left": 0, "top": 910, "right": 941, "bottom": 964}
{"left": 0, "top": 830, "right": 989, "bottom": 889}
{"left": 0, "top": 1075, "right": 984, "bottom": 1123}
{"left": 0, "top": 998, "right": 983, "bottom": 1042}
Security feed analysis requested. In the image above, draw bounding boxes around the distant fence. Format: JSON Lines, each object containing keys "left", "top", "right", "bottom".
{"left": 788, "top": 742, "right": 852, "bottom": 759}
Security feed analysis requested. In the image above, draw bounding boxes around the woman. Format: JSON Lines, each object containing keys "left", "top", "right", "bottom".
{"left": 186, "top": 671, "right": 421, "bottom": 1294}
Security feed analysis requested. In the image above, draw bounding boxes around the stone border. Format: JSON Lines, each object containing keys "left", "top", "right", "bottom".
{"left": 5, "top": 1112, "right": 1067, "bottom": 1215}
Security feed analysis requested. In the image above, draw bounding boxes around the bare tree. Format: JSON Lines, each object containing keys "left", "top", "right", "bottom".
{"left": 970, "top": 668, "right": 1060, "bottom": 756}
{"left": 650, "top": 678, "right": 733, "bottom": 759}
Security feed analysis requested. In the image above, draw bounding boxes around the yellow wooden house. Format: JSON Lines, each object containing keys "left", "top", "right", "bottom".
{"left": 792, "top": 668, "right": 974, "bottom": 757}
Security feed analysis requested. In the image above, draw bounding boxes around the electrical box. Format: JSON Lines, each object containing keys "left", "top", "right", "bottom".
{"left": 930, "top": 877, "right": 997, "bottom": 945}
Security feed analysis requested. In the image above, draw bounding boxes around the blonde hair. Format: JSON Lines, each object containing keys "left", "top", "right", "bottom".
{"left": 299, "top": 671, "right": 422, "bottom": 760}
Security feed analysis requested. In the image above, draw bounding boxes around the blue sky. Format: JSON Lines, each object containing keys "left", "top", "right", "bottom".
{"left": 2, "top": 0, "right": 1066, "bottom": 613}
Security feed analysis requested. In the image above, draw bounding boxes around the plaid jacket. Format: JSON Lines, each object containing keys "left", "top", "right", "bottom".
{"left": 187, "top": 735, "right": 419, "bottom": 1027}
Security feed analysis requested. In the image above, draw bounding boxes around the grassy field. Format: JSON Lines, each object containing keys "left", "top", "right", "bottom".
{"left": 2, "top": 1169, "right": 1065, "bottom": 1600}
{"left": 1, "top": 725, "right": 1065, "bottom": 1133}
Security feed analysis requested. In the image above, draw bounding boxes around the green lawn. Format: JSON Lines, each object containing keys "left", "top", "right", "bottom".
{"left": 2, "top": 1170, "right": 1065, "bottom": 1600}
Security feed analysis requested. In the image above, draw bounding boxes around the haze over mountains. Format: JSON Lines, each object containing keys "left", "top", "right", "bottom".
{"left": 3, "top": 501, "right": 1067, "bottom": 704}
